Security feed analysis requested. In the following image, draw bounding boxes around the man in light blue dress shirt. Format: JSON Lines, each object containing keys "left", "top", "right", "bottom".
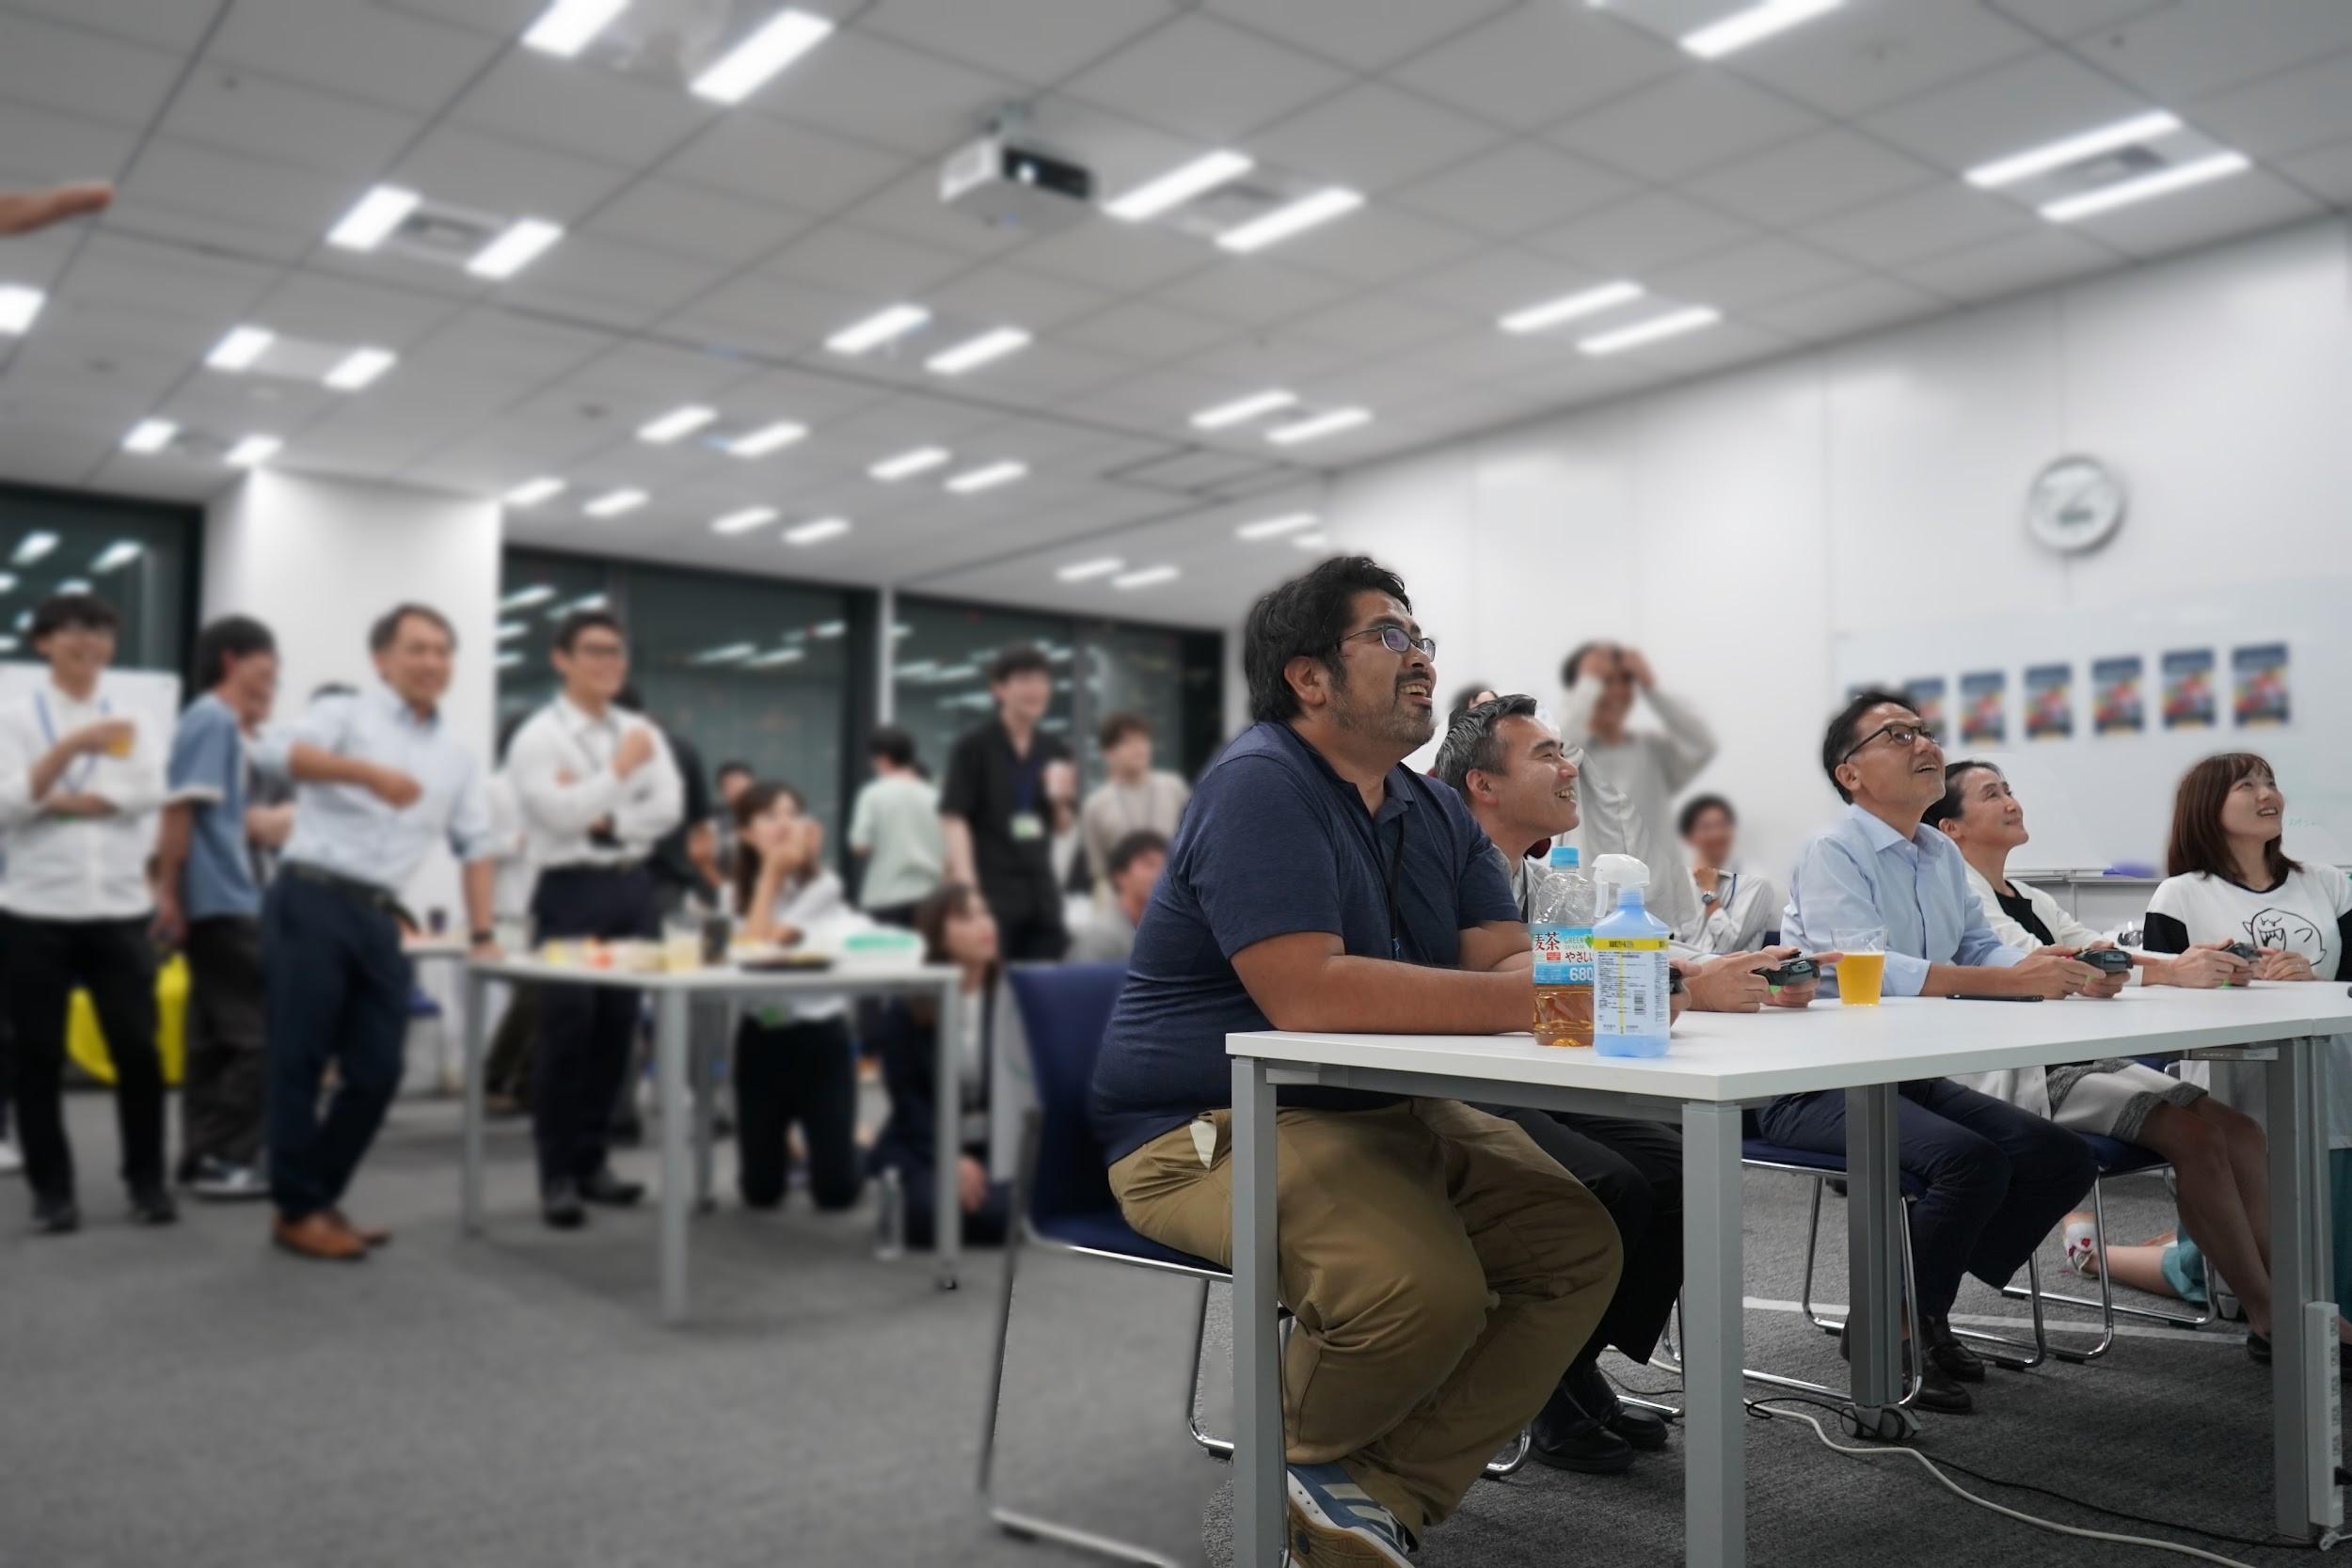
{"left": 1764, "top": 689, "right": 2098, "bottom": 1415}
{"left": 259, "top": 604, "right": 500, "bottom": 1262}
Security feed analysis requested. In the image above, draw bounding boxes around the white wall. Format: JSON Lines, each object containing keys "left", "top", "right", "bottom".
{"left": 1329, "top": 216, "right": 2352, "bottom": 884}
{"left": 204, "top": 470, "right": 502, "bottom": 913}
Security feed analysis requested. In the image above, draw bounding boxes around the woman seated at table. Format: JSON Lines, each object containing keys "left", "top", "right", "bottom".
{"left": 2143, "top": 751, "right": 2352, "bottom": 1356}
{"left": 1927, "top": 758, "right": 2302, "bottom": 1355}
{"left": 860, "top": 881, "right": 1010, "bottom": 1247}
{"left": 732, "top": 782, "right": 863, "bottom": 1213}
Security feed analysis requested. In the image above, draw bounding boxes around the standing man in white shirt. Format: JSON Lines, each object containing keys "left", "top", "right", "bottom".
{"left": 848, "top": 725, "right": 942, "bottom": 927}
{"left": 1559, "top": 642, "right": 1714, "bottom": 942}
{"left": 0, "top": 593, "right": 173, "bottom": 1233}
{"left": 263, "top": 603, "right": 501, "bottom": 1262}
{"left": 505, "top": 610, "right": 682, "bottom": 1229}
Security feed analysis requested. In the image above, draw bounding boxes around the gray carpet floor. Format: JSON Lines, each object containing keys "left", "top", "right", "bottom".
{"left": 0, "top": 1092, "right": 2333, "bottom": 1568}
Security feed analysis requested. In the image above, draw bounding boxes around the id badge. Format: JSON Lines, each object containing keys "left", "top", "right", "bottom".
{"left": 1009, "top": 811, "right": 1045, "bottom": 843}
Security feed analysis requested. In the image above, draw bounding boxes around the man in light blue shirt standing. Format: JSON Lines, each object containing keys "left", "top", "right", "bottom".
{"left": 261, "top": 603, "right": 501, "bottom": 1262}
{"left": 1764, "top": 689, "right": 2099, "bottom": 1415}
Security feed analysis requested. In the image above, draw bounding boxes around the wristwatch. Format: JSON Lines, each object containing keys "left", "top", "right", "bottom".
{"left": 470, "top": 927, "right": 496, "bottom": 945}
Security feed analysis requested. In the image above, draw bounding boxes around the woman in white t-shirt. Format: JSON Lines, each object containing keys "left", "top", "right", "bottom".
{"left": 2144, "top": 752, "right": 2352, "bottom": 1356}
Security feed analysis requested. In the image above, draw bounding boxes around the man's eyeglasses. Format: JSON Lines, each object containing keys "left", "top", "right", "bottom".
{"left": 1840, "top": 721, "right": 1936, "bottom": 765}
{"left": 1339, "top": 625, "right": 1437, "bottom": 659}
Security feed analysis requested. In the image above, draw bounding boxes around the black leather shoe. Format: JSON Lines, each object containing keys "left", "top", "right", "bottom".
{"left": 578, "top": 1167, "right": 644, "bottom": 1208}
{"left": 1920, "top": 1315, "right": 1986, "bottom": 1383}
{"left": 129, "top": 1184, "right": 179, "bottom": 1226}
{"left": 2248, "top": 1330, "right": 2272, "bottom": 1365}
{"left": 541, "top": 1179, "right": 586, "bottom": 1230}
{"left": 1564, "top": 1360, "right": 1669, "bottom": 1450}
{"left": 1840, "top": 1323, "right": 1974, "bottom": 1414}
{"left": 33, "top": 1192, "right": 79, "bottom": 1235}
{"left": 1529, "top": 1383, "right": 1636, "bottom": 1474}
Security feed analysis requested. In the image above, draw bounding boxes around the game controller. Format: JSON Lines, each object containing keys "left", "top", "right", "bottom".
{"left": 1761, "top": 958, "right": 1818, "bottom": 987}
{"left": 2221, "top": 942, "right": 2261, "bottom": 962}
{"left": 2080, "top": 947, "right": 2133, "bottom": 975}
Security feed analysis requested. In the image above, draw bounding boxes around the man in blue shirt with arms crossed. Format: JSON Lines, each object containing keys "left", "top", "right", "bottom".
{"left": 1766, "top": 689, "right": 2100, "bottom": 1413}
{"left": 1092, "top": 557, "right": 1621, "bottom": 1567}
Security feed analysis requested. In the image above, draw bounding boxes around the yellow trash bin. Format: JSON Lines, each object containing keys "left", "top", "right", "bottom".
{"left": 66, "top": 954, "right": 190, "bottom": 1087}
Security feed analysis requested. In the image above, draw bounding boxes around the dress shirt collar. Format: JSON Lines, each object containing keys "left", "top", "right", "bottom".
{"left": 555, "top": 692, "right": 619, "bottom": 733}
{"left": 372, "top": 679, "right": 439, "bottom": 732}
{"left": 1846, "top": 800, "right": 1929, "bottom": 855}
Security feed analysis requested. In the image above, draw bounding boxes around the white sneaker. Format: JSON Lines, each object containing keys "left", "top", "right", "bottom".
{"left": 0, "top": 1139, "right": 23, "bottom": 1178}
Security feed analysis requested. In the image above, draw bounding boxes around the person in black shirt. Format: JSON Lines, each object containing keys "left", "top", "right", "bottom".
{"left": 939, "top": 645, "right": 1075, "bottom": 961}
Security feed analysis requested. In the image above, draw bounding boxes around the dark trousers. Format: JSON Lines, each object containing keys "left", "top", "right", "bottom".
{"left": 181, "top": 915, "right": 267, "bottom": 1172}
{"left": 485, "top": 983, "right": 539, "bottom": 1101}
{"left": 531, "top": 864, "right": 657, "bottom": 1186}
{"left": 894, "top": 1146, "right": 1010, "bottom": 1249}
{"left": 733, "top": 1014, "right": 864, "bottom": 1211}
{"left": 263, "top": 876, "right": 409, "bottom": 1221}
{"left": 1492, "top": 1109, "right": 1683, "bottom": 1370}
{"left": 0, "top": 913, "right": 161, "bottom": 1200}
{"left": 1756, "top": 1079, "right": 2097, "bottom": 1317}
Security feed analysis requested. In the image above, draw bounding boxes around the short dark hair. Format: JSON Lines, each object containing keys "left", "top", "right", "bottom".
{"left": 1820, "top": 688, "right": 1915, "bottom": 803}
{"left": 989, "top": 644, "right": 1050, "bottom": 685}
{"left": 1434, "top": 694, "right": 1540, "bottom": 794}
{"left": 1244, "top": 554, "right": 1411, "bottom": 724}
{"left": 1106, "top": 829, "right": 1170, "bottom": 880}
{"left": 1923, "top": 760, "right": 1999, "bottom": 832}
{"left": 1560, "top": 641, "right": 1602, "bottom": 689}
{"left": 192, "top": 614, "right": 275, "bottom": 690}
{"left": 312, "top": 681, "right": 357, "bottom": 703}
{"left": 1677, "top": 793, "right": 1736, "bottom": 839}
{"left": 552, "top": 609, "right": 622, "bottom": 653}
{"left": 2167, "top": 752, "right": 2296, "bottom": 885}
{"left": 369, "top": 602, "right": 454, "bottom": 653}
{"left": 867, "top": 727, "right": 915, "bottom": 769}
{"left": 1098, "top": 710, "right": 1152, "bottom": 751}
{"left": 715, "top": 758, "right": 755, "bottom": 783}
{"left": 29, "top": 592, "right": 120, "bottom": 645}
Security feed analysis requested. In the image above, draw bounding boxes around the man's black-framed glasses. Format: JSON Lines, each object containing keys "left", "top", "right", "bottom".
{"left": 1840, "top": 720, "right": 1936, "bottom": 765}
{"left": 1339, "top": 624, "right": 1437, "bottom": 659}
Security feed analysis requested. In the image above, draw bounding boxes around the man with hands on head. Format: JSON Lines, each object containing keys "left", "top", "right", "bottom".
{"left": 1559, "top": 641, "right": 1714, "bottom": 942}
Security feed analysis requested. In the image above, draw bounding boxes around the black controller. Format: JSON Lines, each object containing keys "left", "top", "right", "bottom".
{"left": 2079, "top": 947, "right": 2133, "bottom": 975}
{"left": 1760, "top": 958, "right": 1818, "bottom": 987}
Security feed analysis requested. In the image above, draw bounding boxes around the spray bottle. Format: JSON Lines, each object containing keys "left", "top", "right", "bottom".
{"left": 1590, "top": 853, "right": 1672, "bottom": 1058}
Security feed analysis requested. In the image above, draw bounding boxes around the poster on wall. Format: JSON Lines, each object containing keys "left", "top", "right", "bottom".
{"left": 2233, "top": 643, "right": 2291, "bottom": 727}
{"left": 2162, "top": 648, "right": 2217, "bottom": 730}
{"left": 1960, "top": 670, "right": 2006, "bottom": 744}
{"left": 2091, "top": 656, "right": 2145, "bottom": 736}
{"left": 1903, "top": 676, "right": 1947, "bottom": 734}
{"left": 2025, "top": 663, "right": 2074, "bottom": 740}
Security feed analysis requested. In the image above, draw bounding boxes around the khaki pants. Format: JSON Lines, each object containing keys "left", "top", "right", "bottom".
{"left": 1108, "top": 1100, "right": 1621, "bottom": 1533}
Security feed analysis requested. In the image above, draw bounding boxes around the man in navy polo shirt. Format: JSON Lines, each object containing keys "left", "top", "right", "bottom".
{"left": 1091, "top": 556, "right": 1621, "bottom": 1567}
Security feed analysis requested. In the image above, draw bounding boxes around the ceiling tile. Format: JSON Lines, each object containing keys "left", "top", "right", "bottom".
{"left": 1061, "top": 12, "right": 1351, "bottom": 143}
{"left": 1016, "top": 216, "right": 1213, "bottom": 293}
{"left": 2277, "top": 136, "right": 2352, "bottom": 206}
{"left": 580, "top": 179, "right": 817, "bottom": 269}
{"left": 2188, "top": 51, "right": 2352, "bottom": 162}
{"left": 1526, "top": 191, "right": 1756, "bottom": 274}
{"left": 1898, "top": 226, "right": 2121, "bottom": 301}
{"left": 1391, "top": 5, "right": 1684, "bottom": 131}
{"left": 1, "top": 0, "right": 218, "bottom": 51}
{"left": 1266, "top": 206, "right": 1482, "bottom": 290}
{"left": 1708, "top": 1, "right": 2043, "bottom": 118}
{"left": 1551, "top": 69, "right": 1821, "bottom": 183}
{"left": 495, "top": 236, "right": 732, "bottom": 332}
{"left": 1393, "top": 245, "right": 1625, "bottom": 320}
{"left": 834, "top": 168, "right": 1036, "bottom": 262}
{"left": 115, "top": 137, "right": 357, "bottom": 265}
{"left": 1981, "top": 0, "right": 2173, "bottom": 40}
{"left": 2055, "top": 166, "right": 2321, "bottom": 261}
{"left": 1808, "top": 183, "right": 2041, "bottom": 270}
{"left": 2067, "top": 0, "right": 2352, "bottom": 103}
{"left": 1052, "top": 298, "right": 1234, "bottom": 365}
{"left": 1389, "top": 140, "right": 1632, "bottom": 241}
{"left": 765, "top": 223, "right": 973, "bottom": 298}
{"left": 0, "top": 101, "right": 142, "bottom": 186}
{"left": 399, "top": 307, "right": 613, "bottom": 388}
{"left": 660, "top": 112, "right": 908, "bottom": 214}
{"left": 0, "top": 12, "right": 185, "bottom": 128}
{"left": 1248, "top": 81, "right": 1505, "bottom": 195}
{"left": 1284, "top": 293, "right": 1470, "bottom": 360}
{"left": 208, "top": 0, "right": 505, "bottom": 117}
{"left": 242, "top": 270, "right": 463, "bottom": 349}
{"left": 662, "top": 271, "right": 867, "bottom": 359}
{"left": 860, "top": 0, "right": 1176, "bottom": 86}
{"left": 450, "top": 51, "right": 717, "bottom": 171}
{"left": 924, "top": 261, "right": 1117, "bottom": 333}
{"left": 1745, "top": 275, "right": 1953, "bottom": 342}
{"left": 159, "top": 61, "right": 426, "bottom": 182}
{"left": 1860, "top": 51, "right": 2168, "bottom": 175}
{"left": 1150, "top": 257, "right": 1354, "bottom": 329}
{"left": 747, "top": 26, "right": 1016, "bottom": 158}
{"left": 391, "top": 123, "right": 634, "bottom": 226}
{"left": 1682, "top": 127, "right": 1937, "bottom": 227}
{"left": 1201, "top": 0, "right": 1517, "bottom": 71}
{"left": 1648, "top": 236, "right": 1859, "bottom": 309}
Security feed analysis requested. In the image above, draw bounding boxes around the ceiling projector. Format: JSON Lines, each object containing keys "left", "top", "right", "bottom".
{"left": 940, "top": 131, "right": 1095, "bottom": 234}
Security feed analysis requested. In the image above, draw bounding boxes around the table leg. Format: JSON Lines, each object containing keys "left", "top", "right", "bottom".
{"left": 461, "top": 971, "right": 488, "bottom": 1236}
{"left": 692, "top": 999, "right": 717, "bottom": 1214}
{"left": 1232, "top": 1056, "right": 1282, "bottom": 1568}
{"left": 1682, "top": 1101, "right": 1744, "bottom": 1568}
{"left": 657, "top": 988, "right": 690, "bottom": 1326}
{"left": 2268, "top": 1038, "right": 2341, "bottom": 1537}
{"left": 934, "top": 979, "right": 961, "bottom": 1291}
{"left": 1844, "top": 1085, "right": 1909, "bottom": 1437}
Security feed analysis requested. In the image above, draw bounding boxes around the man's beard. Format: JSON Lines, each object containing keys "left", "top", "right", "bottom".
{"left": 1331, "top": 667, "right": 1436, "bottom": 749}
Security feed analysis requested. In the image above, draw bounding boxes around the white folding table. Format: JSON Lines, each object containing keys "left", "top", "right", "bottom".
{"left": 1229, "top": 984, "right": 2352, "bottom": 1567}
{"left": 461, "top": 957, "right": 963, "bottom": 1324}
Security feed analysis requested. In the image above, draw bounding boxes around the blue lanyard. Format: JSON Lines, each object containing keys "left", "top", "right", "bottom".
{"left": 34, "top": 689, "right": 108, "bottom": 794}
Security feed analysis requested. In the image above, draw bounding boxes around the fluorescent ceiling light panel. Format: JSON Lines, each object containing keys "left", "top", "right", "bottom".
{"left": 466, "top": 218, "right": 564, "bottom": 279}
{"left": 785, "top": 516, "right": 851, "bottom": 545}
{"left": 692, "top": 642, "right": 758, "bottom": 665}
{"left": 522, "top": 0, "right": 628, "bottom": 56}
{"left": 583, "top": 487, "right": 647, "bottom": 517}
{"left": 689, "top": 8, "right": 833, "bottom": 103}
{"left": 224, "top": 435, "right": 281, "bottom": 467}
{"left": 636, "top": 404, "right": 716, "bottom": 444}
{"left": 1216, "top": 187, "right": 1363, "bottom": 254}
{"left": 324, "top": 347, "right": 397, "bottom": 390}
{"left": 206, "top": 325, "right": 275, "bottom": 372}
{"left": 503, "top": 477, "right": 565, "bottom": 508}
{"left": 2040, "top": 151, "right": 2250, "bottom": 222}
{"left": 1292, "top": 532, "right": 1330, "bottom": 550}
{"left": 711, "top": 506, "right": 777, "bottom": 534}
{"left": 1265, "top": 408, "right": 1371, "bottom": 445}
{"left": 91, "top": 542, "right": 143, "bottom": 572}
{"left": 1579, "top": 307, "right": 1721, "bottom": 356}
{"left": 326, "top": 185, "right": 420, "bottom": 251}
{"left": 0, "top": 286, "right": 42, "bottom": 335}
{"left": 925, "top": 327, "right": 1031, "bottom": 376}
{"left": 1190, "top": 388, "right": 1296, "bottom": 430}
{"left": 1500, "top": 280, "right": 1644, "bottom": 335}
{"left": 1966, "top": 111, "right": 2184, "bottom": 189}
{"left": 726, "top": 420, "right": 806, "bottom": 458}
{"left": 945, "top": 461, "right": 1026, "bottom": 495}
{"left": 1107, "top": 150, "right": 1254, "bottom": 221}
{"left": 56, "top": 578, "right": 91, "bottom": 594}
{"left": 1112, "top": 566, "right": 1180, "bottom": 590}
{"left": 12, "top": 532, "right": 58, "bottom": 565}
{"left": 826, "top": 304, "right": 930, "bottom": 355}
{"left": 501, "top": 584, "right": 557, "bottom": 610}
{"left": 1235, "top": 512, "right": 1319, "bottom": 541}
{"left": 495, "top": 650, "right": 524, "bottom": 669}
{"left": 498, "top": 621, "right": 528, "bottom": 641}
{"left": 121, "top": 419, "right": 177, "bottom": 454}
{"left": 869, "top": 446, "right": 950, "bottom": 481}
{"left": 812, "top": 621, "right": 846, "bottom": 639}
{"left": 1681, "top": 0, "right": 1844, "bottom": 59}
{"left": 1056, "top": 557, "right": 1124, "bottom": 582}
{"left": 743, "top": 646, "right": 808, "bottom": 669}
{"left": 0, "top": 574, "right": 17, "bottom": 594}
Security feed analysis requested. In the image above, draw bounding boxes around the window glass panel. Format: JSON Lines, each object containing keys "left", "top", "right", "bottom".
{"left": 889, "top": 597, "right": 1076, "bottom": 784}
{"left": 0, "top": 483, "right": 193, "bottom": 673}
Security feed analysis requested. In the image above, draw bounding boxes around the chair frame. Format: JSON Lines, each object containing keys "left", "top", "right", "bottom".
{"left": 1728, "top": 1156, "right": 1929, "bottom": 1405}
{"left": 1996, "top": 1163, "right": 2217, "bottom": 1363}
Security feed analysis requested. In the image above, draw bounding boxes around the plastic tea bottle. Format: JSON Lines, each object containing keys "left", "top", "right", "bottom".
{"left": 1531, "top": 846, "right": 1596, "bottom": 1048}
{"left": 1591, "top": 853, "right": 1672, "bottom": 1058}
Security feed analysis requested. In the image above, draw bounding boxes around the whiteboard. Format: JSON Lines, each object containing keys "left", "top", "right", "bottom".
{"left": 1834, "top": 580, "right": 2352, "bottom": 876}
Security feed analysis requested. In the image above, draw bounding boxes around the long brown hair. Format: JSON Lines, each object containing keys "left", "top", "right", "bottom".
{"left": 2166, "top": 752, "right": 2296, "bottom": 887}
{"left": 910, "top": 881, "right": 994, "bottom": 1026}
{"left": 730, "top": 781, "right": 804, "bottom": 912}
